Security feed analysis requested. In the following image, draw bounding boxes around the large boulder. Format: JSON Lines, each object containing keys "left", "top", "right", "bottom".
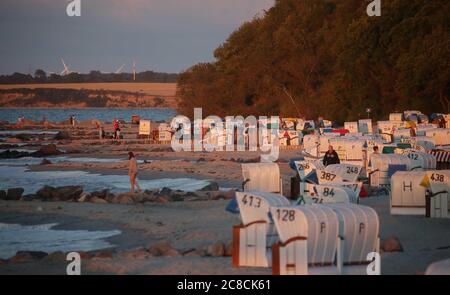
{"left": 183, "top": 249, "right": 207, "bottom": 257}
{"left": 55, "top": 186, "right": 83, "bottom": 201}
{"left": 90, "top": 189, "right": 110, "bottom": 200}
{"left": 159, "top": 187, "right": 174, "bottom": 196}
{"left": 54, "top": 131, "right": 71, "bottom": 140}
{"left": 77, "top": 192, "right": 91, "bottom": 202}
{"left": 206, "top": 242, "right": 226, "bottom": 257}
{"left": 20, "top": 194, "right": 37, "bottom": 201}
{"left": 6, "top": 188, "right": 24, "bottom": 200}
{"left": 92, "top": 250, "right": 114, "bottom": 260}
{"left": 40, "top": 159, "right": 52, "bottom": 165}
{"left": 147, "top": 242, "right": 180, "bottom": 257}
{"left": 42, "top": 251, "right": 66, "bottom": 263}
{"left": 8, "top": 251, "right": 48, "bottom": 263}
{"left": 112, "top": 194, "right": 135, "bottom": 205}
{"left": 119, "top": 248, "right": 152, "bottom": 260}
{"left": 90, "top": 197, "right": 108, "bottom": 204}
{"left": 36, "top": 185, "right": 56, "bottom": 200}
{"left": 381, "top": 236, "right": 404, "bottom": 252}
{"left": 32, "top": 144, "right": 62, "bottom": 157}
{"left": 36, "top": 185, "right": 83, "bottom": 201}
{"left": 0, "top": 150, "right": 31, "bottom": 159}
{"left": 199, "top": 182, "right": 219, "bottom": 191}
{"left": 0, "top": 190, "right": 6, "bottom": 200}
{"left": 224, "top": 241, "right": 233, "bottom": 257}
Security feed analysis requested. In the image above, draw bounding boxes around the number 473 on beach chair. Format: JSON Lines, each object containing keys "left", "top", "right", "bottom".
{"left": 232, "top": 191, "right": 290, "bottom": 268}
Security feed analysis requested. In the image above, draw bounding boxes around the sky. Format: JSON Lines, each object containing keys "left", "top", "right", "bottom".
{"left": 0, "top": 0, "right": 274, "bottom": 75}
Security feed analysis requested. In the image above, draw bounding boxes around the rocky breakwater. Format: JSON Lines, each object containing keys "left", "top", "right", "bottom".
{"left": 1, "top": 182, "right": 236, "bottom": 205}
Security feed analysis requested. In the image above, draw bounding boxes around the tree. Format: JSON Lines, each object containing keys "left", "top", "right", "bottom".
{"left": 34, "top": 69, "right": 47, "bottom": 83}
{"left": 176, "top": 0, "right": 449, "bottom": 123}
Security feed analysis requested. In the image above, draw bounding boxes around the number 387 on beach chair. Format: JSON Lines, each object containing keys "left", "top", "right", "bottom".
{"left": 232, "top": 191, "right": 290, "bottom": 268}
{"left": 271, "top": 203, "right": 380, "bottom": 275}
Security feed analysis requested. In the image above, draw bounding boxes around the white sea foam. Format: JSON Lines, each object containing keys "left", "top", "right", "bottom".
{"left": 0, "top": 166, "right": 211, "bottom": 194}
{"left": 0, "top": 223, "right": 121, "bottom": 259}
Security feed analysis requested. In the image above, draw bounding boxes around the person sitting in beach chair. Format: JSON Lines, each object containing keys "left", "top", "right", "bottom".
{"left": 323, "top": 145, "right": 340, "bottom": 166}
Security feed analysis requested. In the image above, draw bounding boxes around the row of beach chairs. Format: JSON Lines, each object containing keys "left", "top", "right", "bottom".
{"left": 234, "top": 163, "right": 380, "bottom": 275}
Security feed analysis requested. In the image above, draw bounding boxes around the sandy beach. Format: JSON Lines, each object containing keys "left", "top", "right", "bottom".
{"left": 0, "top": 120, "right": 449, "bottom": 275}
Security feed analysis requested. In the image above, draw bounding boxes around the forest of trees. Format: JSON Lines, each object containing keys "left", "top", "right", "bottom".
{"left": 177, "top": 0, "right": 449, "bottom": 123}
{"left": 0, "top": 70, "right": 178, "bottom": 84}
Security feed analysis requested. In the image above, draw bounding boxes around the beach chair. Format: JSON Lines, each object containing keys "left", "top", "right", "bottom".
{"left": 325, "top": 203, "right": 380, "bottom": 275}
{"left": 270, "top": 205, "right": 341, "bottom": 275}
{"left": 293, "top": 160, "right": 321, "bottom": 198}
{"left": 241, "top": 163, "right": 283, "bottom": 195}
{"left": 233, "top": 191, "right": 290, "bottom": 268}
{"left": 423, "top": 171, "right": 450, "bottom": 218}
{"left": 309, "top": 184, "right": 358, "bottom": 204}
{"left": 390, "top": 171, "right": 427, "bottom": 216}
{"left": 271, "top": 203, "right": 380, "bottom": 275}
{"left": 325, "top": 164, "right": 363, "bottom": 182}
{"left": 425, "top": 259, "right": 450, "bottom": 275}
{"left": 369, "top": 154, "right": 413, "bottom": 188}
{"left": 344, "top": 122, "right": 359, "bottom": 134}
{"left": 395, "top": 149, "right": 437, "bottom": 170}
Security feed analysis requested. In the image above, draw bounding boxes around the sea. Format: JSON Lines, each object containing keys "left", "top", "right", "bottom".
{"left": 0, "top": 108, "right": 177, "bottom": 124}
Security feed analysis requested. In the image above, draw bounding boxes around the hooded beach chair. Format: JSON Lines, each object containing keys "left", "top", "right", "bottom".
{"left": 241, "top": 163, "right": 283, "bottom": 195}
{"left": 233, "top": 191, "right": 290, "bottom": 268}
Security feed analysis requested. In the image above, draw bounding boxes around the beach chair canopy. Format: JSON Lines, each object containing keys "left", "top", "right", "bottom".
{"left": 395, "top": 149, "right": 437, "bottom": 170}
{"left": 391, "top": 171, "right": 427, "bottom": 215}
{"left": 370, "top": 154, "right": 413, "bottom": 171}
{"left": 242, "top": 163, "right": 281, "bottom": 193}
{"left": 325, "top": 164, "right": 363, "bottom": 182}
{"left": 425, "top": 259, "right": 450, "bottom": 275}
{"left": 311, "top": 184, "right": 357, "bottom": 204}
{"left": 344, "top": 122, "right": 359, "bottom": 134}
{"left": 426, "top": 129, "right": 450, "bottom": 147}
{"left": 270, "top": 205, "right": 339, "bottom": 265}
{"left": 325, "top": 203, "right": 379, "bottom": 264}
{"left": 236, "top": 191, "right": 290, "bottom": 226}
{"left": 389, "top": 113, "right": 404, "bottom": 122}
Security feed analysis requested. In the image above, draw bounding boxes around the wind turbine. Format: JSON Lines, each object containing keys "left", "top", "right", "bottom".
{"left": 60, "top": 58, "right": 76, "bottom": 75}
{"left": 115, "top": 64, "right": 126, "bottom": 74}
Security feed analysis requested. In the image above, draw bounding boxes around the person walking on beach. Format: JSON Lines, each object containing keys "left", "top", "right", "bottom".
{"left": 113, "top": 118, "right": 120, "bottom": 140}
{"left": 323, "top": 145, "right": 340, "bottom": 166}
{"left": 128, "top": 152, "right": 141, "bottom": 193}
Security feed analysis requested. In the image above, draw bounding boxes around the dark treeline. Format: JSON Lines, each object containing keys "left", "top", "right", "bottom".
{"left": 0, "top": 70, "right": 178, "bottom": 84}
{"left": 177, "top": 0, "right": 449, "bottom": 123}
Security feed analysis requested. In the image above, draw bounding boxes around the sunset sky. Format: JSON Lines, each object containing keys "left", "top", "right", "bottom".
{"left": 0, "top": 0, "right": 274, "bottom": 75}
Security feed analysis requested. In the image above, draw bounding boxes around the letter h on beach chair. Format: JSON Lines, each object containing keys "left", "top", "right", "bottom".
{"left": 241, "top": 163, "right": 283, "bottom": 195}
{"left": 232, "top": 191, "right": 290, "bottom": 268}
